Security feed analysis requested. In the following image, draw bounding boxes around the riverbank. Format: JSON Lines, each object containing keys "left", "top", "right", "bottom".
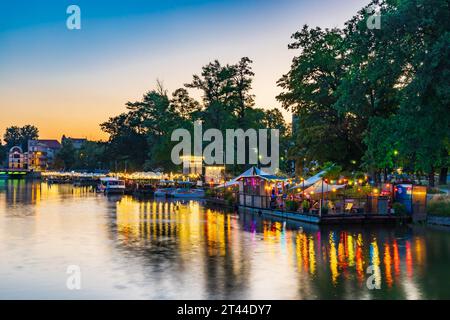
{"left": 427, "top": 215, "right": 450, "bottom": 227}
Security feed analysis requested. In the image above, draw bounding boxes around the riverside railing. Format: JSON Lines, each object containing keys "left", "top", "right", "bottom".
{"left": 234, "top": 193, "right": 392, "bottom": 215}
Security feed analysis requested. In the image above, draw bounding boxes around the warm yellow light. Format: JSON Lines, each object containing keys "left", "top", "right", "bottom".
{"left": 358, "top": 179, "right": 363, "bottom": 184}
{"left": 332, "top": 188, "right": 337, "bottom": 192}
{"left": 373, "top": 188, "right": 379, "bottom": 194}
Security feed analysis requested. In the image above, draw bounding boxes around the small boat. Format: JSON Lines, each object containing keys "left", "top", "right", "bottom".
{"left": 171, "top": 188, "right": 205, "bottom": 199}
{"left": 98, "top": 177, "right": 125, "bottom": 195}
{"left": 133, "top": 184, "right": 155, "bottom": 196}
{"left": 154, "top": 187, "right": 176, "bottom": 197}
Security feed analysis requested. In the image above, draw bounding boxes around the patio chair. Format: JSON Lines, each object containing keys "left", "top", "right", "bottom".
{"left": 344, "top": 202, "right": 353, "bottom": 213}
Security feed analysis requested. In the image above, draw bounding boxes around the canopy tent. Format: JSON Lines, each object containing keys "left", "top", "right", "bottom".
{"left": 288, "top": 170, "right": 327, "bottom": 191}
{"left": 236, "top": 166, "right": 286, "bottom": 181}
{"left": 216, "top": 167, "right": 286, "bottom": 189}
{"left": 216, "top": 179, "right": 239, "bottom": 188}
{"left": 125, "top": 172, "right": 165, "bottom": 180}
{"left": 302, "top": 180, "right": 346, "bottom": 195}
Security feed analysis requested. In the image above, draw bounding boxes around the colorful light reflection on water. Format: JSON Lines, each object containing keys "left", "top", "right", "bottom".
{"left": 0, "top": 181, "right": 449, "bottom": 299}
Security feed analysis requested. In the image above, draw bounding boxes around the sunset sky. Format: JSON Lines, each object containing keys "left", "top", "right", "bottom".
{"left": 0, "top": 0, "right": 368, "bottom": 141}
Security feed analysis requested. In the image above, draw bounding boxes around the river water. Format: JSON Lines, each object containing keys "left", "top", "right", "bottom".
{"left": 0, "top": 180, "right": 449, "bottom": 299}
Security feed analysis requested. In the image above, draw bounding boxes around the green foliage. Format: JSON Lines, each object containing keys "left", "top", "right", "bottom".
{"left": 286, "top": 200, "right": 299, "bottom": 212}
{"left": 0, "top": 143, "right": 6, "bottom": 166}
{"left": 54, "top": 140, "right": 76, "bottom": 170}
{"left": 100, "top": 57, "right": 292, "bottom": 174}
{"left": 427, "top": 196, "right": 450, "bottom": 217}
{"left": 302, "top": 199, "right": 310, "bottom": 211}
{"left": 344, "top": 185, "right": 373, "bottom": 197}
{"left": 277, "top": 26, "right": 359, "bottom": 170}
{"left": 223, "top": 189, "right": 236, "bottom": 206}
{"left": 392, "top": 202, "right": 407, "bottom": 216}
{"left": 278, "top": 0, "right": 449, "bottom": 182}
{"left": 54, "top": 140, "right": 108, "bottom": 171}
{"left": 323, "top": 164, "right": 342, "bottom": 181}
{"left": 75, "top": 141, "right": 108, "bottom": 170}
{"left": 205, "top": 189, "right": 216, "bottom": 197}
{"left": 3, "top": 125, "right": 39, "bottom": 152}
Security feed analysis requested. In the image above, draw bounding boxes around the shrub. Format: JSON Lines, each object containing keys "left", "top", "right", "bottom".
{"left": 428, "top": 188, "right": 446, "bottom": 195}
{"left": 286, "top": 200, "right": 299, "bottom": 212}
{"left": 392, "top": 202, "right": 407, "bottom": 216}
{"left": 427, "top": 196, "right": 450, "bottom": 217}
{"left": 302, "top": 200, "right": 310, "bottom": 211}
{"left": 223, "top": 190, "right": 235, "bottom": 206}
{"left": 205, "top": 189, "right": 216, "bottom": 197}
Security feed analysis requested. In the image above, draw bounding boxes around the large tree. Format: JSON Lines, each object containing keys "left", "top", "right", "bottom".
{"left": 0, "top": 143, "right": 6, "bottom": 166}
{"left": 391, "top": 0, "right": 450, "bottom": 186}
{"left": 278, "top": 0, "right": 449, "bottom": 185}
{"left": 277, "top": 26, "right": 359, "bottom": 170}
{"left": 3, "top": 125, "right": 39, "bottom": 152}
{"left": 54, "top": 139, "right": 76, "bottom": 170}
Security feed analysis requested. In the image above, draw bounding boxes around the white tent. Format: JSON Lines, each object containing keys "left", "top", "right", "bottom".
{"left": 127, "top": 172, "right": 165, "bottom": 180}
{"left": 288, "top": 170, "right": 327, "bottom": 191}
{"left": 303, "top": 180, "right": 346, "bottom": 194}
{"left": 215, "top": 167, "right": 285, "bottom": 189}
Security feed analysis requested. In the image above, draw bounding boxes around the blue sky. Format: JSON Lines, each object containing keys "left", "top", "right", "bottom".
{"left": 0, "top": 0, "right": 369, "bottom": 140}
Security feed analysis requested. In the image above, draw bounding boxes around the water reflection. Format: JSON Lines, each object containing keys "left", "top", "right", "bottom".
{"left": 0, "top": 181, "right": 449, "bottom": 299}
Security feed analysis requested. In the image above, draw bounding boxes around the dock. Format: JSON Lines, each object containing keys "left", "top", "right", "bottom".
{"left": 238, "top": 205, "right": 411, "bottom": 225}
{"left": 0, "top": 169, "right": 41, "bottom": 179}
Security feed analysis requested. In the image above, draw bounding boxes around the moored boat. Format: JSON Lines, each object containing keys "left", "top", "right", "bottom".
{"left": 171, "top": 188, "right": 205, "bottom": 199}
{"left": 154, "top": 187, "right": 176, "bottom": 197}
{"left": 98, "top": 177, "right": 126, "bottom": 195}
{"left": 133, "top": 183, "right": 156, "bottom": 196}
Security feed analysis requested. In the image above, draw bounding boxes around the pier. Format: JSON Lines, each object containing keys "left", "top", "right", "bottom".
{"left": 238, "top": 205, "right": 411, "bottom": 225}
{"left": 0, "top": 169, "right": 41, "bottom": 179}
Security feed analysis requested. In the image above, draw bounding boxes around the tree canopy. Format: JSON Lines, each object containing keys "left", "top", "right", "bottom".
{"left": 3, "top": 125, "right": 39, "bottom": 152}
{"left": 278, "top": 0, "right": 449, "bottom": 184}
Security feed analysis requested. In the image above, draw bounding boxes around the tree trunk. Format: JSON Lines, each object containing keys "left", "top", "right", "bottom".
{"left": 383, "top": 168, "right": 388, "bottom": 182}
{"left": 439, "top": 167, "right": 448, "bottom": 185}
{"left": 375, "top": 169, "right": 382, "bottom": 183}
{"left": 428, "top": 167, "right": 435, "bottom": 188}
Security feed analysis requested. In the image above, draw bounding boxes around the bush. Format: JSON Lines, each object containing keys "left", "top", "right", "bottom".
{"left": 205, "top": 189, "right": 216, "bottom": 197}
{"left": 392, "top": 202, "right": 407, "bottom": 216}
{"left": 428, "top": 188, "right": 446, "bottom": 195}
{"left": 224, "top": 190, "right": 235, "bottom": 206}
{"left": 286, "top": 200, "right": 299, "bottom": 212}
{"left": 427, "top": 196, "right": 450, "bottom": 217}
{"left": 302, "top": 200, "right": 310, "bottom": 211}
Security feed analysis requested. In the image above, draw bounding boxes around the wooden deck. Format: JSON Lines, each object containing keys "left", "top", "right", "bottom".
{"left": 238, "top": 205, "right": 411, "bottom": 225}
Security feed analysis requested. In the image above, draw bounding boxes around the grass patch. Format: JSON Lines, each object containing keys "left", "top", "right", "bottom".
{"left": 427, "top": 196, "right": 450, "bottom": 217}
{"left": 428, "top": 188, "right": 446, "bottom": 195}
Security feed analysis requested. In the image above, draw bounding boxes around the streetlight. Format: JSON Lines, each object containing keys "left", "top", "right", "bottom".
{"left": 393, "top": 150, "right": 399, "bottom": 179}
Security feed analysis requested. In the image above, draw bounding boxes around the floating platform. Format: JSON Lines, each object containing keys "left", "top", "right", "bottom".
{"left": 238, "top": 205, "right": 411, "bottom": 225}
